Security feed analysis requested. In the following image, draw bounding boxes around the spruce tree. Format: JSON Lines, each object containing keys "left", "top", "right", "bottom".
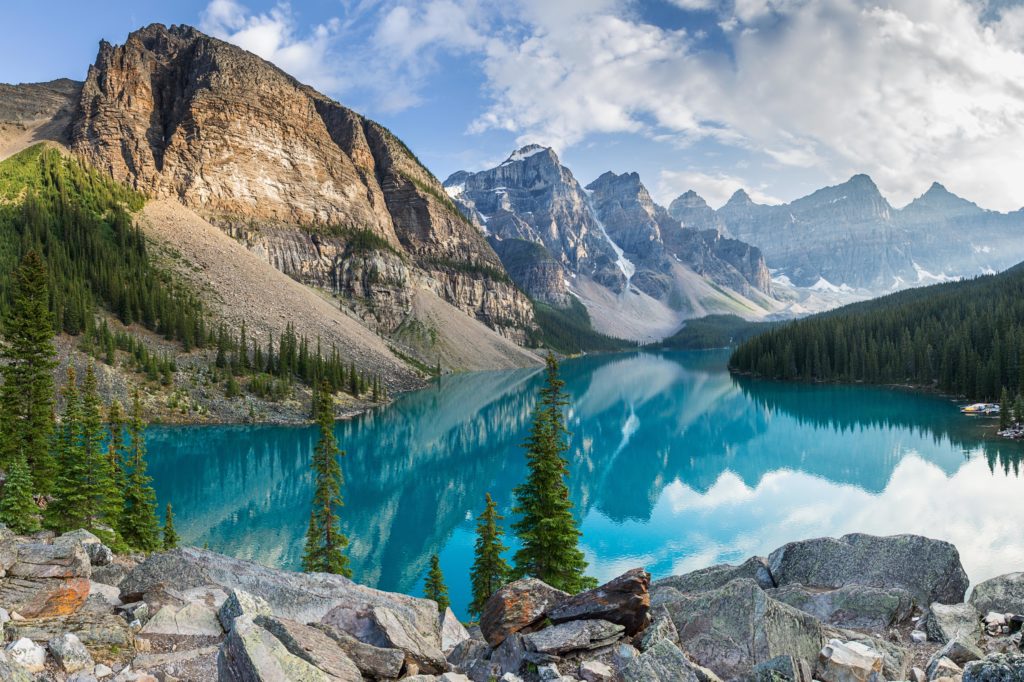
{"left": 0, "top": 454, "right": 40, "bottom": 534}
{"left": 511, "top": 353, "right": 596, "bottom": 593}
{"left": 470, "top": 492, "right": 510, "bottom": 618}
{"left": 0, "top": 251, "right": 57, "bottom": 490}
{"left": 424, "top": 554, "right": 450, "bottom": 614}
{"left": 81, "top": 365, "right": 123, "bottom": 541}
{"left": 163, "top": 503, "right": 179, "bottom": 550}
{"left": 49, "top": 368, "right": 87, "bottom": 531}
{"left": 121, "top": 392, "right": 162, "bottom": 551}
{"left": 302, "top": 382, "right": 351, "bottom": 576}
{"left": 107, "top": 400, "right": 127, "bottom": 491}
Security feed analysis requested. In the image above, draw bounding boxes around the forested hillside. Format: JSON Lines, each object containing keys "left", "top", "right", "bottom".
{"left": 730, "top": 264, "right": 1024, "bottom": 400}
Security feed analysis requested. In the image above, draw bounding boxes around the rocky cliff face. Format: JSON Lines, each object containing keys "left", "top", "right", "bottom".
{"left": 708, "top": 176, "right": 1024, "bottom": 292}
{"left": 69, "top": 23, "right": 535, "bottom": 342}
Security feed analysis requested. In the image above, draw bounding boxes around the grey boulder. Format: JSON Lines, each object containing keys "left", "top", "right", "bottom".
{"left": 216, "top": 614, "right": 337, "bottom": 682}
{"left": 621, "top": 639, "right": 699, "bottom": 682}
{"left": 219, "top": 588, "right": 273, "bottom": 631}
{"left": 523, "top": 619, "right": 625, "bottom": 655}
{"left": 922, "top": 602, "right": 982, "bottom": 645}
{"left": 546, "top": 568, "right": 651, "bottom": 636}
{"left": 769, "top": 583, "right": 915, "bottom": 630}
{"left": 48, "top": 632, "right": 94, "bottom": 673}
{"left": 969, "top": 573, "right": 1024, "bottom": 616}
{"left": 314, "top": 622, "right": 405, "bottom": 679}
{"left": 654, "top": 556, "right": 774, "bottom": 594}
{"left": 255, "top": 616, "right": 361, "bottom": 681}
{"left": 963, "top": 654, "right": 1024, "bottom": 682}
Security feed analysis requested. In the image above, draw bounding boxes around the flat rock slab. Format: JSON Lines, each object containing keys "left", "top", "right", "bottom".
{"left": 8, "top": 541, "right": 91, "bottom": 580}
{"left": 768, "top": 533, "right": 968, "bottom": 606}
{"left": 547, "top": 568, "right": 651, "bottom": 636}
{"left": 132, "top": 646, "right": 219, "bottom": 681}
{"left": 524, "top": 620, "right": 625, "bottom": 655}
{"left": 816, "top": 639, "right": 884, "bottom": 682}
{"left": 140, "top": 602, "right": 223, "bottom": 637}
{"left": 0, "top": 576, "right": 91, "bottom": 617}
{"left": 256, "top": 616, "right": 361, "bottom": 681}
{"left": 480, "top": 578, "right": 568, "bottom": 647}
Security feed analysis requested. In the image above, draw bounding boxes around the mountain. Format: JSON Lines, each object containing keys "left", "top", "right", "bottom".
{"left": 0, "top": 23, "right": 540, "bottom": 377}
{"left": 704, "top": 175, "right": 1024, "bottom": 292}
{"left": 446, "top": 147, "right": 780, "bottom": 341}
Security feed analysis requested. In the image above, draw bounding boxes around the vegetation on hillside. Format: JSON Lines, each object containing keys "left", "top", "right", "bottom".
{"left": 531, "top": 297, "right": 632, "bottom": 354}
{"left": 657, "top": 314, "right": 777, "bottom": 350}
{"left": 730, "top": 265, "right": 1024, "bottom": 401}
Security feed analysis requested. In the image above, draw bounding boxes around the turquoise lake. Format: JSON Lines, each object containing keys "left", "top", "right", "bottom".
{"left": 146, "top": 350, "right": 1024, "bottom": 618}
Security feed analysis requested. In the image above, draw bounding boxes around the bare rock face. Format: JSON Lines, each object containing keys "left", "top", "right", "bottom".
{"left": 70, "top": 23, "right": 535, "bottom": 342}
{"left": 480, "top": 578, "right": 569, "bottom": 647}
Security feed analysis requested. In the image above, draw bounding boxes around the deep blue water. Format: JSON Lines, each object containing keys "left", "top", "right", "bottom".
{"left": 147, "top": 350, "right": 1024, "bottom": 618}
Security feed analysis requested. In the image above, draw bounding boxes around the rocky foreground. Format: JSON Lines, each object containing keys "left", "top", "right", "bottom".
{"left": 0, "top": 530, "right": 1022, "bottom": 681}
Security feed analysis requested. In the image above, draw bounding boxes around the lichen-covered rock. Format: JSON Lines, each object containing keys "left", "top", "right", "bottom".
{"left": 6, "top": 637, "right": 46, "bottom": 672}
{"left": 637, "top": 606, "right": 680, "bottom": 652}
{"left": 216, "top": 615, "right": 335, "bottom": 681}
{"left": 620, "top": 639, "right": 699, "bottom": 682}
{"left": 579, "top": 659, "right": 615, "bottom": 682}
{"left": 769, "top": 583, "right": 915, "bottom": 630}
{"left": 480, "top": 578, "right": 568, "bottom": 647}
{"left": 8, "top": 540, "right": 91, "bottom": 579}
{"left": 0, "top": 575, "right": 92, "bottom": 618}
{"left": 523, "top": 620, "right": 625, "bottom": 656}
{"left": 654, "top": 556, "right": 775, "bottom": 594}
{"left": 255, "top": 616, "right": 361, "bottom": 681}
{"left": 927, "top": 639, "right": 984, "bottom": 670}
{"left": 969, "top": 573, "right": 1024, "bottom": 616}
{"left": 815, "top": 639, "right": 884, "bottom": 682}
{"left": 922, "top": 603, "right": 982, "bottom": 646}
{"left": 48, "top": 632, "right": 95, "bottom": 673}
{"left": 659, "top": 578, "right": 826, "bottom": 680}
{"left": 219, "top": 588, "right": 273, "bottom": 631}
{"left": 546, "top": 568, "right": 651, "bottom": 636}
{"left": 6, "top": 611, "right": 134, "bottom": 661}
{"left": 767, "top": 534, "right": 968, "bottom": 606}
{"left": 927, "top": 656, "right": 963, "bottom": 682}
{"left": 963, "top": 653, "right": 1024, "bottom": 682}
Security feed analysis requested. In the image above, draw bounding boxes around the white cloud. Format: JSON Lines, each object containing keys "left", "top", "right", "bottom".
{"left": 667, "top": 0, "right": 720, "bottom": 10}
{"left": 657, "top": 169, "right": 782, "bottom": 207}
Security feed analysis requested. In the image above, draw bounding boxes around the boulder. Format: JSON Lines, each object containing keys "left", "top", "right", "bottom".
{"left": 9, "top": 540, "right": 91, "bottom": 579}
{"left": 255, "top": 616, "right": 361, "bottom": 681}
{"left": 0, "top": 651, "right": 33, "bottom": 682}
{"left": 579, "top": 660, "right": 615, "bottom": 682}
{"left": 219, "top": 588, "right": 273, "bottom": 631}
{"left": 637, "top": 606, "right": 679, "bottom": 652}
{"left": 828, "top": 631, "right": 910, "bottom": 682}
{"left": 654, "top": 556, "right": 774, "bottom": 593}
{"left": 6, "top": 611, "right": 134, "bottom": 660}
{"left": 314, "top": 622, "right": 405, "bottom": 679}
{"left": 767, "top": 534, "right": 968, "bottom": 606}
{"left": 523, "top": 620, "right": 625, "bottom": 655}
{"left": 963, "top": 653, "right": 1024, "bottom": 682}
{"left": 59, "top": 530, "right": 113, "bottom": 567}
{"left": 446, "top": 638, "right": 490, "bottom": 673}
{"left": 89, "top": 581, "right": 122, "bottom": 607}
{"left": 91, "top": 563, "right": 129, "bottom": 588}
{"left": 440, "top": 607, "right": 470, "bottom": 652}
{"left": 815, "top": 639, "right": 883, "bottom": 682}
{"left": 922, "top": 603, "right": 982, "bottom": 646}
{"left": 927, "top": 639, "right": 984, "bottom": 669}
{"left": 659, "top": 578, "right": 826, "bottom": 680}
{"left": 927, "top": 657, "right": 963, "bottom": 682}
{"left": 480, "top": 578, "right": 568, "bottom": 646}
{"left": 6, "top": 637, "right": 46, "bottom": 673}
{"left": 969, "top": 573, "right": 1024, "bottom": 616}
{"left": 216, "top": 615, "right": 335, "bottom": 682}
{"left": 547, "top": 568, "right": 651, "bottom": 636}
{"left": 621, "top": 639, "right": 699, "bottom": 682}
{"left": 139, "top": 601, "right": 223, "bottom": 637}
{"left": 770, "top": 583, "right": 915, "bottom": 630}
{"left": 0, "top": 575, "right": 92, "bottom": 617}
{"left": 49, "top": 632, "right": 95, "bottom": 673}
{"left": 362, "top": 605, "right": 447, "bottom": 674}
{"left": 487, "top": 632, "right": 528, "bottom": 679}
{"left": 120, "top": 547, "right": 440, "bottom": 646}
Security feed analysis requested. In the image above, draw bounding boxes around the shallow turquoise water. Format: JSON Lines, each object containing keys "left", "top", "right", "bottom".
{"left": 147, "top": 350, "right": 1024, "bottom": 617}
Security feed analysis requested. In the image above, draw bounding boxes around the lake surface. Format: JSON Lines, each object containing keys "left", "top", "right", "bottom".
{"left": 147, "top": 350, "right": 1024, "bottom": 617}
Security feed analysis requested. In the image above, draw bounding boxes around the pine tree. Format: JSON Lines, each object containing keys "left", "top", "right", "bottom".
{"left": 0, "top": 251, "right": 57, "bottom": 490}
{"left": 424, "top": 554, "right": 450, "bottom": 614}
{"left": 121, "top": 392, "right": 162, "bottom": 551}
{"left": 0, "top": 454, "right": 40, "bottom": 534}
{"left": 107, "top": 400, "right": 127, "bottom": 491}
{"left": 470, "top": 492, "right": 510, "bottom": 618}
{"left": 511, "top": 353, "right": 596, "bottom": 593}
{"left": 163, "top": 503, "right": 179, "bottom": 550}
{"left": 80, "top": 366, "right": 123, "bottom": 541}
{"left": 48, "top": 368, "right": 87, "bottom": 531}
{"left": 302, "top": 382, "right": 351, "bottom": 576}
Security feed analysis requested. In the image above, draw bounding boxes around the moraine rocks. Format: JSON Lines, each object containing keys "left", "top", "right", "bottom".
{"left": 4, "top": 529, "right": 1024, "bottom": 682}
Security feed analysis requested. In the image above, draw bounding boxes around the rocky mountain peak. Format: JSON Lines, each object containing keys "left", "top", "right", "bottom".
{"left": 902, "top": 181, "right": 983, "bottom": 217}
{"left": 725, "top": 189, "right": 754, "bottom": 207}
{"left": 500, "top": 144, "right": 558, "bottom": 167}
{"left": 670, "top": 190, "right": 710, "bottom": 211}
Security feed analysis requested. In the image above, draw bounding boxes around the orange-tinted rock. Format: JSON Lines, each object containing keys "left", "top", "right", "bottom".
{"left": 480, "top": 578, "right": 568, "bottom": 647}
{"left": 0, "top": 577, "right": 91, "bottom": 618}
{"left": 547, "top": 568, "right": 652, "bottom": 636}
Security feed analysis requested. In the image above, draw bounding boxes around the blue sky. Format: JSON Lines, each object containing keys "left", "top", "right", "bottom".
{"left": 6, "top": 0, "right": 1024, "bottom": 210}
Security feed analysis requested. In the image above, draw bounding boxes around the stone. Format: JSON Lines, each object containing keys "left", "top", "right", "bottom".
{"left": 131, "top": 646, "right": 220, "bottom": 681}
{"left": 501, "top": 675, "right": 525, "bottom": 682}
{"left": 537, "top": 662, "right": 561, "bottom": 680}
{"left": 911, "top": 630, "right": 928, "bottom": 643}
{"left": 115, "top": 602, "right": 151, "bottom": 626}
{"left": 490, "top": 632, "right": 528, "bottom": 678}
{"left": 767, "top": 533, "right": 968, "bottom": 606}
{"left": 439, "top": 675, "right": 472, "bottom": 682}
{"left": 928, "top": 639, "right": 985, "bottom": 669}
{"left": 750, "top": 654, "right": 813, "bottom": 682}
{"left": 216, "top": 615, "right": 336, "bottom": 681}
{"left": 7, "top": 611, "right": 134, "bottom": 660}
{"left": 815, "top": 639, "right": 884, "bottom": 682}
{"left": 363, "top": 605, "right": 447, "bottom": 674}
{"left": 218, "top": 588, "right": 273, "bottom": 631}
{"left": 6, "top": 637, "right": 46, "bottom": 673}
{"left": 480, "top": 577, "right": 568, "bottom": 646}
{"left": 579, "top": 660, "right": 614, "bottom": 682}
{"left": 962, "top": 653, "right": 1024, "bottom": 682}
{"left": 621, "top": 639, "right": 699, "bottom": 682}
{"left": 95, "top": 663, "right": 113, "bottom": 677}
{"left": 523, "top": 620, "right": 625, "bottom": 655}
{"left": 90, "top": 581, "right": 123, "bottom": 607}
{"left": 0, "top": 651, "right": 33, "bottom": 682}
{"left": 120, "top": 547, "right": 441, "bottom": 646}
{"left": 9, "top": 540, "right": 91, "bottom": 579}
{"left": 547, "top": 568, "right": 651, "bottom": 636}
{"left": 313, "top": 622, "right": 405, "bottom": 679}
{"left": 828, "top": 630, "right": 911, "bottom": 682}
{"left": 446, "top": 637, "right": 489, "bottom": 672}
{"left": 0, "top": 575, "right": 91, "bottom": 618}
{"left": 139, "top": 601, "right": 222, "bottom": 637}
{"left": 923, "top": 603, "right": 982, "bottom": 646}
{"left": 91, "top": 563, "right": 129, "bottom": 588}
{"left": 49, "top": 632, "right": 95, "bottom": 673}
{"left": 770, "top": 583, "right": 916, "bottom": 630}
{"left": 60, "top": 530, "right": 114, "bottom": 567}
{"left": 440, "top": 606, "right": 470, "bottom": 652}
{"left": 637, "top": 606, "right": 679, "bottom": 652}
{"left": 654, "top": 556, "right": 775, "bottom": 594}
{"left": 970, "top": 574, "right": 1024, "bottom": 616}
{"left": 927, "top": 657, "right": 963, "bottom": 682}
{"left": 912, "top": 668, "right": 927, "bottom": 682}
{"left": 255, "top": 616, "right": 361, "bottom": 681}
{"left": 659, "top": 578, "right": 826, "bottom": 680}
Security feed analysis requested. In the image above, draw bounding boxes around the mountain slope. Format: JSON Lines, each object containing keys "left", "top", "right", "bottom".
{"left": 68, "top": 23, "right": 535, "bottom": 346}
{"left": 730, "top": 262, "right": 1024, "bottom": 400}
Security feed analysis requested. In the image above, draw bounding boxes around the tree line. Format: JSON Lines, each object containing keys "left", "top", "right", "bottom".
{"left": 301, "top": 352, "right": 596, "bottom": 617}
{"left": 730, "top": 264, "right": 1024, "bottom": 402}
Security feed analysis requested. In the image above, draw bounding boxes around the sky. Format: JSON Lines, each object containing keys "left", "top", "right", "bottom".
{"left": 5, "top": 0, "right": 1024, "bottom": 210}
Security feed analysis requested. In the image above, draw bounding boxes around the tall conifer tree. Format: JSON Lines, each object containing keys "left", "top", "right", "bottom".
{"left": 121, "top": 392, "right": 161, "bottom": 551}
{"left": 49, "top": 369, "right": 86, "bottom": 531}
{"left": 424, "top": 554, "right": 450, "bottom": 614}
{"left": 470, "top": 492, "right": 510, "bottom": 618}
{"left": 511, "top": 353, "right": 595, "bottom": 593}
{"left": 0, "top": 454, "right": 40, "bottom": 534}
{"left": 163, "top": 503, "right": 179, "bottom": 550}
{"left": 0, "top": 251, "right": 57, "bottom": 490}
{"left": 302, "top": 383, "right": 351, "bottom": 576}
